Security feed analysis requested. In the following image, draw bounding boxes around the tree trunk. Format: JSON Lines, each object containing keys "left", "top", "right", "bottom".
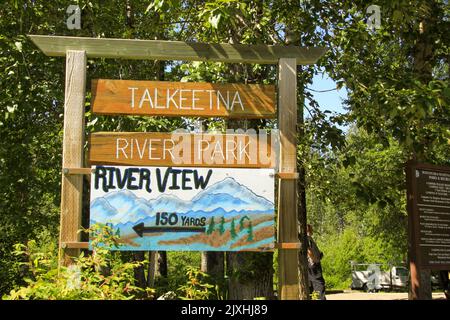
{"left": 133, "top": 251, "right": 146, "bottom": 288}
{"left": 156, "top": 251, "right": 168, "bottom": 277}
{"left": 227, "top": 252, "right": 274, "bottom": 299}
{"left": 225, "top": 118, "right": 274, "bottom": 300}
{"left": 201, "top": 252, "right": 224, "bottom": 276}
{"left": 409, "top": 1, "right": 438, "bottom": 301}
{"left": 297, "top": 165, "right": 310, "bottom": 299}
{"left": 125, "top": 0, "right": 133, "bottom": 29}
{"left": 147, "top": 251, "right": 157, "bottom": 288}
{"left": 293, "top": 34, "right": 310, "bottom": 300}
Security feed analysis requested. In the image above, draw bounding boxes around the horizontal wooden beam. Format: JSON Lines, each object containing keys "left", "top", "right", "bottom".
{"left": 276, "top": 172, "right": 299, "bottom": 180}
{"left": 89, "top": 132, "right": 275, "bottom": 168}
{"left": 28, "top": 35, "right": 327, "bottom": 65}
{"left": 63, "top": 241, "right": 298, "bottom": 250}
{"left": 62, "top": 167, "right": 93, "bottom": 175}
{"left": 61, "top": 241, "right": 89, "bottom": 249}
{"left": 275, "top": 243, "right": 301, "bottom": 249}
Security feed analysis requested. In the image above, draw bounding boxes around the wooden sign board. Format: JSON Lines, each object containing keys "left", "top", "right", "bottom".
{"left": 91, "top": 79, "right": 276, "bottom": 118}
{"left": 407, "top": 162, "right": 450, "bottom": 270}
{"left": 88, "top": 132, "right": 276, "bottom": 168}
{"left": 89, "top": 165, "right": 275, "bottom": 252}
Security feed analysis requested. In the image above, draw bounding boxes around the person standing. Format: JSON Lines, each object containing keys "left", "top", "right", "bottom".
{"left": 306, "top": 224, "right": 326, "bottom": 300}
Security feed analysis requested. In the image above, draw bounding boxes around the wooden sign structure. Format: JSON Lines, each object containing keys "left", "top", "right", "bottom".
{"left": 28, "top": 34, "right": 327, "bottom": 300}
{"left": 92, "top": 80, "right": 276, "bottom": 118}
{"left": 406, "top": 161, "right": 450, "bottom": 299}
{"left": 89, "top": 132, "right": 275, "bottom": 168}
{"left": 90, "top": 166, "right": 275, "bottom": 252}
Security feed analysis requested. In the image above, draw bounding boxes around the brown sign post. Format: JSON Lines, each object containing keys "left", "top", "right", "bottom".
{"left": 406, "top": 161, "right": 450, "bottom": 299}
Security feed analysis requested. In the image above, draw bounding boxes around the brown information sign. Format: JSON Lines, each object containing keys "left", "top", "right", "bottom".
{"left": 92, "top": 80, "right": 276, "bottom": 118}
{"left": 89, "top": 132, "right": 276, "bottom": 168}
{"left": 407, "top": 162, "right": 450, "bottom": 270}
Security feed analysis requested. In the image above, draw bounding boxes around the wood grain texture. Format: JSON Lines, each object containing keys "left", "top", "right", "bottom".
{"left": 92, "top": 79, "right": 276, "bottom": 118}
{"left": 88, "top": 132, "right": 275, "bottom": 168}
{"left": 28, "top": 35, "right": 327, "bottom": 65}
{"left": 59, "top": 50, "right": 86, "bottom": 266}
{"left": 276, "top": 172, "right": 299, "bottom": 180}
{"left": 276, "top": 243, "right": 301, "bottom": 249}
{"left": 63, "top": 167, "right": 92, "bottom": 175}
{"left": 277, "top": 58, "right": 300, "bottom": 300}
{"left": 61, "top": 242, "right": 89, "bottom": 249}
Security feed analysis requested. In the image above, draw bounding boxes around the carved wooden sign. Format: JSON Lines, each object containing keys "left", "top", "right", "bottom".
{"left": 91, "top": 79, "right": 276, "bottom": 118}
{"left": 88, "top": 132, "right": 276, "bottom": 168}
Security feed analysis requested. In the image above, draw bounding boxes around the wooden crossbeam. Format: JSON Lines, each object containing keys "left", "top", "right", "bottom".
{"left": 62, "top": 167, "right": 92, "bottom": 175}
{"left": 61, "top": 242, "right": 89, "bottom": 249}
{"left": 276, "top": 243, "right": 301, "bottom": 249}
{"left": 276, "top": 172, "right": 299, "bottom": 180}
{"left": 28, "top": 35, "right": 327, "bottom": 65}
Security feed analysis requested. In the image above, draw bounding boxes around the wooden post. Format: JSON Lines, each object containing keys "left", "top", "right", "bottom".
{"left": 277, "top": 58, "right": 299, "bottom": 300}
{"left": 59, "top": 50, "right": 87, "bottom": 266}
{"left": 406, "top": 162, "right": 420, "bottom": 299}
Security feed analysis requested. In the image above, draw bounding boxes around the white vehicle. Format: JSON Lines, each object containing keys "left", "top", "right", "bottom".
{"left": 350, "top": 262, "right": 409, "bottom": 292}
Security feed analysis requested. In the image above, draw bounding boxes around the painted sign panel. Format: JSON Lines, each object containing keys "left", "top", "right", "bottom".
{"left": 89, "top": 132, "right": 276, "bottom": 168}
{"left": 409, "top": 163, "right": 450, "bottom": 269}
{"left": 89, "top": 165, "right": 275, "bottom": 252}
{"left": 91, "top": 79, "right": 276, "bottom": 118}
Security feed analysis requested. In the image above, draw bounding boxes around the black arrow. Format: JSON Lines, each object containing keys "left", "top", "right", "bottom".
{"left": 132, "top": 222, "right": 206, "bottom": 237}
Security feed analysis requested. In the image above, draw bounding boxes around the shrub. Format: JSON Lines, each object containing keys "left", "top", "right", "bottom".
{"left": 3, "top": 224, "right": 154, "bottom": 300}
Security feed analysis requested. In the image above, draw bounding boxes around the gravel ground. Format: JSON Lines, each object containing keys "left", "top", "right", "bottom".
{"left": 326, "top": 290, "right": 447, "bottom": 300}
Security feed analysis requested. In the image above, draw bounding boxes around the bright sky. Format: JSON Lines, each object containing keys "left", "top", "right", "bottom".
{"left": 309, "top": 71, "right": 347, "bottom": 115}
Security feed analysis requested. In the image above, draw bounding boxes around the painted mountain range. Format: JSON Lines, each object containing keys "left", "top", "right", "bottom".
{"left": 90, "top": 177, "right": 274, "bottom": 226}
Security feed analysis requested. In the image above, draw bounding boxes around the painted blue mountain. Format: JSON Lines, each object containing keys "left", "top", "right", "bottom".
{"left": 90, "top": 177, "right": 273, "bottom": 225}
{"left": 91, "top": 190, "right": 153, "bottom": 224}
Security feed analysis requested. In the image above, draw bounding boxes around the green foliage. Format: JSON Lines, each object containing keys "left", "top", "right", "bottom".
{"left": 177, "top": 266, "right": 215, "bottom": 300}
{"left": 3, "top": 224, "right": 154, "bottom": 300}
{"left": 310, "top": 291, "right": 320, "bottom": 300}
{"left": 307, "top": 128, "right": 413, "bottom": 289}
{"left": 155, "top": 251, "right": 202, "bottom": 296}
{"left": 1, "top": 0, "right": 449, "bottom": 298}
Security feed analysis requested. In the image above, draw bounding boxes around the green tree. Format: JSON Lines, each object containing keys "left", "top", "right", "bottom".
{"left": 206, "top": 217, "right": 216, "bottom": 235}
{"left": 239, "top": 216, "right": 250, "bottom": 232}
{"left": 247, "top": 221, "right": 254, "bottom": 242}
{"left": 218, "top": 217, "right": 226, "bottom": 235}
{"left": 230, "top": 218, "right": 237, "bottom": 239}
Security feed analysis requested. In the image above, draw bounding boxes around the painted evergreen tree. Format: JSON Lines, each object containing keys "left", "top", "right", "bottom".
{"left": 239, "top": 216, "right": 250, "bottom": 232}
{"left": 206, "top": 217, "right": 215, "bottom": 235}
{"left": 247, "top": 221, "right": 254, "bottom": 242}
{"left": 230, "top": 218, "right": 237, "bottom": 239}
{"left": 218, "top": 216, "right": 226, "bottom": 235}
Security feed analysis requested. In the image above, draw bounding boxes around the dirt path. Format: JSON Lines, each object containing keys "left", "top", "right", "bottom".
{"left": 326, "top": 290, "right": 447, "bottom": 300}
